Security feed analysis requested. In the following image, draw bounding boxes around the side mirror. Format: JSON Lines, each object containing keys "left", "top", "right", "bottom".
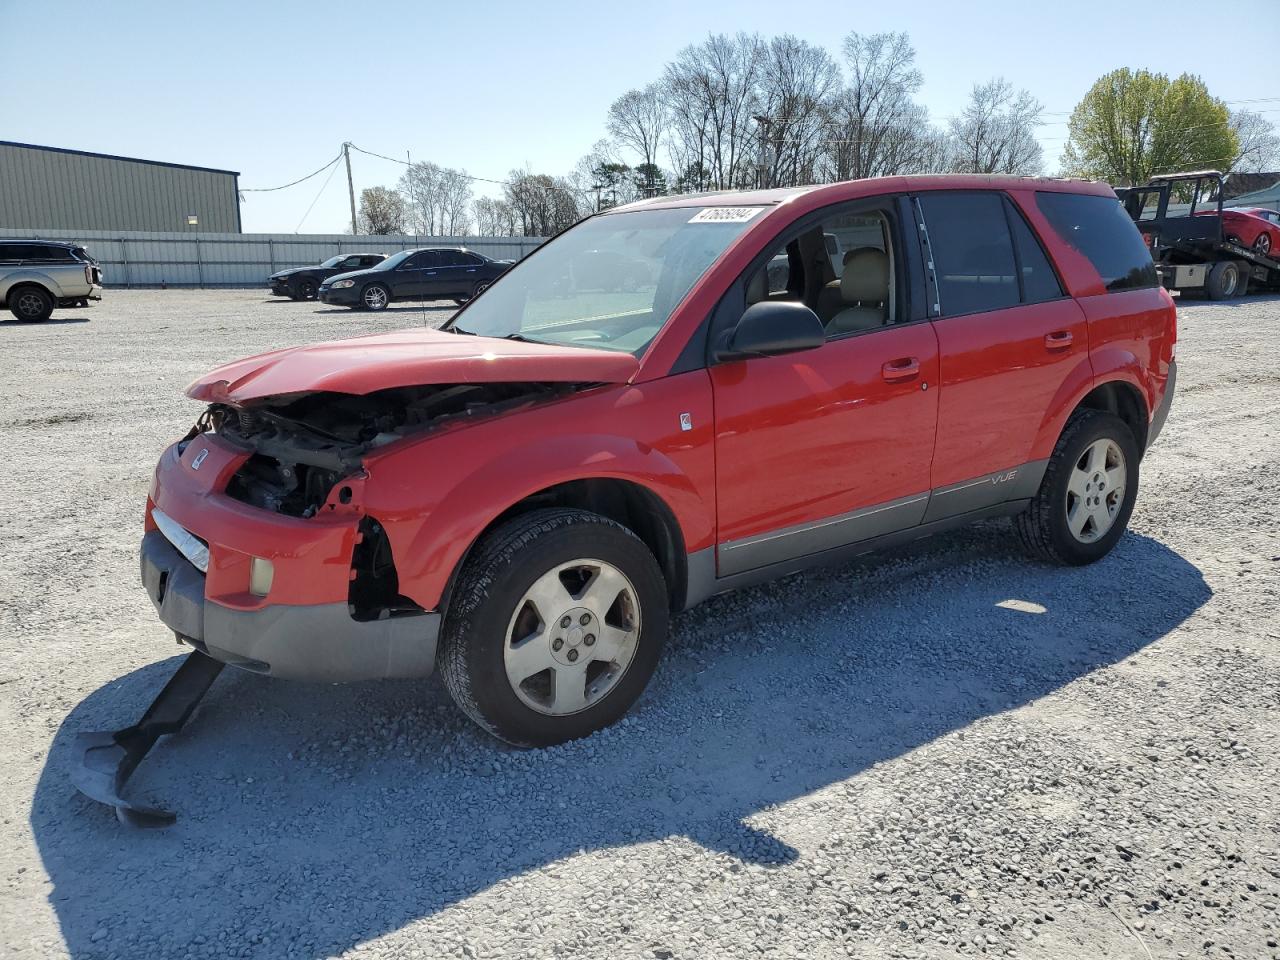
{"left": 715, "top": 300, "right": 825, "bottom": 362}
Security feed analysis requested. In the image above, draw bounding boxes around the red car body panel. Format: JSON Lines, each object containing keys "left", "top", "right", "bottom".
{"left": 360, "top": 374, "right": 719, "bottom": 611}
{"left": 186, "top": 328, "right": 641, "bottom": 404}
{"left": 143, "top": 174, "right": 1177, "bottom": 682}
{"left": 1193, "top": 207, "right": 1279, "bottom": 251}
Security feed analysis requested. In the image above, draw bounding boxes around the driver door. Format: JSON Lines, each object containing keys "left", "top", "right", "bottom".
{"left": 711, "top": 198, "right": 940, "bottom": 576}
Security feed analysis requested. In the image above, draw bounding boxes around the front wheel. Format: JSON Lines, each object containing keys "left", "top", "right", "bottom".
{"left": 293, "top": 278, "right": 318, "bottom": 300}
{"left": 1015, "top": 410, "right": 1139, "bottom": 566}
{"left": 361, "top": 283, "right": 390, "bottom": 311}
{"left": 438, "top": 508, "right": 669, "bottom": 747}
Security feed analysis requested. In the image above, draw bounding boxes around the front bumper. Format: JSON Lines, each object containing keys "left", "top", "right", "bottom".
{"left": 141, "top": 530, "right": 439, "bottom": 682}
{"left": 318, "top": 285, "right": 360, "bottom": 305}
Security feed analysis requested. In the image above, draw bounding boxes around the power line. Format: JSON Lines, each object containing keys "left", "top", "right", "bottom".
{"left": 292, "top": 155, "right": 343, "bottom": 233}
{"left": 347, "top": 142, "right": 511, "bottom": 186}
{"left": 240, "top": 152, "right": 342, "bottom": 193}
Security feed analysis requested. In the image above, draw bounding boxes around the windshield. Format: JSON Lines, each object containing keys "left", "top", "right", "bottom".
{"left": 319, "top": 255, "right": 346, "bottom": 268}
{"left": 450, "top": 206, "right": 764, "bottom": 354}
{"left": 376, "top": 250, "right": 413, "bottom": 270}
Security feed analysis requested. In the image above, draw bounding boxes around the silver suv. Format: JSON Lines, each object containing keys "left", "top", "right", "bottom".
{"left": 0, "top": 240, "right": 103, "bottom": 322}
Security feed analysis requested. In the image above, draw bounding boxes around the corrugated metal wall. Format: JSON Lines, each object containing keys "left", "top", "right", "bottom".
{"left": 0, "top": 228, "right": 545, "bottom": 287}
{"left": 0, "top": 142, "right": 241, "bottom": 233}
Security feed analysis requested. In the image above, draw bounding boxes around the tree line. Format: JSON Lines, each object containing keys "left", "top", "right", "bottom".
{"left": 355, "top": 31, "right": 1279, "bottom": 238}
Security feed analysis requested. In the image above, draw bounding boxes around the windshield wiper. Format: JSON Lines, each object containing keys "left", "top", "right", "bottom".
{"left": 449, "top": 326, "right": 477, "bottom": 335}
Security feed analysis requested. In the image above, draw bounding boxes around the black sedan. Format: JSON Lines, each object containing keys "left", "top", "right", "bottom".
{"left": 268, "top": 252, "right": 387, "bottom": 300}
{"left": 318, "top": 248, "right": 512, "bottom": 310}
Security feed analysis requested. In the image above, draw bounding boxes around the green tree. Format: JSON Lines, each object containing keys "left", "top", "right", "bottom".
{"left": 1061, "top": 69, "right": 1237, "bottom": 186}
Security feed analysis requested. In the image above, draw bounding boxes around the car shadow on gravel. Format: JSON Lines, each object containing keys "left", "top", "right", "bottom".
{"left": 32, "top": 523, "right": 1210, "bottom": 958}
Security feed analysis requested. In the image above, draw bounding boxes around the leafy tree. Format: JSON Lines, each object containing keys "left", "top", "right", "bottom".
{"left": 1061, "top": 69, "right": 1237, "bottom": 186}
{"left": 357, "top": 186, "right": 406, "bottom": 235}
{"left": 632, "top": 163, "right": 668, "bottom": 197}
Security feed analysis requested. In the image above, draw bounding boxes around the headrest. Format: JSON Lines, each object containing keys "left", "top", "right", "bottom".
{"left": 841, "top": 247, "right": 889, "bottom": 304}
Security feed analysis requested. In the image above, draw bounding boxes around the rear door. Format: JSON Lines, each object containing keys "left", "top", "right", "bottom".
{"left": 426, "top": 250, "right": 477, "bottom": 298}
{"left": 915, "top": 190, "right": 1088, "bottom": 520}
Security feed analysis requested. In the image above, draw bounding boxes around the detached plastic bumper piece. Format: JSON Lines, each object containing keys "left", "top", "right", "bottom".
{"left": 71, "top": 651, "right": 225, "bottom": 828}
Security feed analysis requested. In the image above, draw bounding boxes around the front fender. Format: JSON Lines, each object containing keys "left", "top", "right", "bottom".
{"left": 379, "top": 433, "right": 714, "bottom": 612}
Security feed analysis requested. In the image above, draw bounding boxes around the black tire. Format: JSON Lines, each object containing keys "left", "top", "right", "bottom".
{"left": 438, "top": 508, "right": 669, "bottom": 747}
{"left": 1206, "top": 260, "right": 1241, "bottom": 300}
{"left": 1254, "top": 233, "right": 1272, "bottom": 257}
{"left": 292, "top": 277, "right": 318, "bottom": 301}
{"left": 361, "top": 282, "right": 390, "bottom": 311}
{"left": 7, "top": 284, "right": 54, "bottom": 322}
{"left": 1015, "top": 410, "right": 1140, "bottom": 566}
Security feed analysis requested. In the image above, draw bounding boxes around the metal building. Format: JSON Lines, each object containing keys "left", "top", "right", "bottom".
{"left": 0, "top": 141, "right": 242, "bottom": 233}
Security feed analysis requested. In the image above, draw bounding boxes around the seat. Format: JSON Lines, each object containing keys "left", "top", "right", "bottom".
{"left": 826, "top": 247, "right": 889, "bottom": 334}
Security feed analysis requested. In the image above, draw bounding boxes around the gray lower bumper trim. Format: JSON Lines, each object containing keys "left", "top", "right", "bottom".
{"left": 140, "top": 531, "right": 439, "bottom": 682}
{"left": 1147, "top": 360, "right": 1176, "bottom": 449}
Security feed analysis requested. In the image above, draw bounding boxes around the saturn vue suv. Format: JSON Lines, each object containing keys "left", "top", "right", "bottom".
{"left": 135, "top": 175, "right": 1175, "bottom": 747}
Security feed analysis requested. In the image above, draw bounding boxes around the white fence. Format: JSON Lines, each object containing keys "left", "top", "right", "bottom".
{"left": 0, "top": 229, "right": 546, "bottom": 288}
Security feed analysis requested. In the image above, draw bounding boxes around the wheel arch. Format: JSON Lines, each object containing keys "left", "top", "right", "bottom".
{"left": 1073, "top": 379, "right": 1149, "bottom": 453}
{"left": 439, "top": 477, "right": 690, "bottom": 617}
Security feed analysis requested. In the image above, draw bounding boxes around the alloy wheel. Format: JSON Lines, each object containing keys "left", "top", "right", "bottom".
{"left": 16, "top": 292, "right": 45, "bottom": 319}
{"left": 363, "top": 285, "right": 388, "bottom": 310}
{"left": 1255, "top": 233, "right": 1272, "bottom": 256}
{"left": 1065, "top": 438, "right": 1126, "bottom": 544}
{"left": 503, "top": 558, "right": 641, "bottom": 716}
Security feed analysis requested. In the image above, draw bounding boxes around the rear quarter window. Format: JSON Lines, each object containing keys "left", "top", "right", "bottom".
{"left": 1035, "top": 192, "right": 1158, "bottom": 292}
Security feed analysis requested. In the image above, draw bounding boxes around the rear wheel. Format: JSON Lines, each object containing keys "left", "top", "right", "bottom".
{"left": 1254, "top": 232, "right": 1272, "bottom": 257}
{"left": 8, "top": 285, "right": 54, "bottom": 322}
{"left": 1206, "top": 260, "right": 1241, "bottom": 300}
{"left": 438, "top": 508, "right": 669, "bottom": 747}
{"left": 1016, "top": 410, "right": 1139, "bottom": 566}
{"left": 361, "top": 283, "right": 390, "bottom": 311}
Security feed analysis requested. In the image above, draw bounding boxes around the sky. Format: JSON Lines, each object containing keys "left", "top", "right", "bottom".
{"left": 2, "top": 0, "right": 1276, "bottom": 234}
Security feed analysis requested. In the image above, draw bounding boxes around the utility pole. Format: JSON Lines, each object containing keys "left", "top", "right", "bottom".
{"left": 753, "top": 115, "right": 771, "bottom": 189}
{"left": 343, "top": 142, "right": 358, "bottom": 235}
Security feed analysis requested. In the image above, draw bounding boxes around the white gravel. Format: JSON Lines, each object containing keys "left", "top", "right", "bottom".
{"left": 0, "top": 289, "right": 1277, "bottom": 960}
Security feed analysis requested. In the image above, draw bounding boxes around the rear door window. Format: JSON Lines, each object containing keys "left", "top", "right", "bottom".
{"left": 1005, "top": 202, "right": 1064, "bottom": 304}
{"left": 1035, "top": 192, "right": 1158, "bottom": 291}
{"left": 918, "top": 192, "right": 1019, "bottom": 316}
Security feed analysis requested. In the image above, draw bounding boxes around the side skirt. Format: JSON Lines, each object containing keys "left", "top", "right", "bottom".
{"left": 684, "top": 499, "right": 1031, "bottom": 609}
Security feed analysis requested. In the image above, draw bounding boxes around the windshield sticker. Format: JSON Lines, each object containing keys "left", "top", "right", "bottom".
{"left": 688, "top": 207, "right": 763, "bottom": 224}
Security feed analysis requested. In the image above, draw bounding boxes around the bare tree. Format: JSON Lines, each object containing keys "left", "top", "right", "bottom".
{"left": 607, "top": 85, "right": 668, "bottom": 196}
{"left": 817, "top": 31, "right": 937, "bottom": 182}
{"left": 357, "top": 186, "right": 406, "bottom": 235}
{"left": 504, "top": 170, "right": 584, "bottom": 237}
{"left": 755, "top": 35, "right": 840, "bottom": 187}
{"left": 1229, "top": 109, "right": 1280, "bottom": 173}
{"left": 948, "top": 78, "right": 1044, "bottom": 175}
{"left": 662, "top": 33, "right": 762, "bottom": 190}
{"left": 473, "top": 197, "right": 518, "bottom": 237}
{"left": 397, "top": 162, "right": 473, "bottom": 235}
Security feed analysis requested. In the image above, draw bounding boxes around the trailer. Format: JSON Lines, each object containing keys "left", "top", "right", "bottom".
{"left": 1114, "top": 170, "right": 1280, "bottom": 298}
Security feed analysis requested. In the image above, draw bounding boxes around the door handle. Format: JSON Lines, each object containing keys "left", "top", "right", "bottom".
{"left": 1045, "top": 330, "right": 1073, "bottom": 349}
{"left": 881, "top": 357, "right": 920, "bottom": 382}
{"left": 425, "top": 271, "right": 437, "bottom": 276}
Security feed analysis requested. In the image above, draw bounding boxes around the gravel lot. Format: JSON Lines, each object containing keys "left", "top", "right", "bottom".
{"left": 0, "top": 289, "right": 1276, "bottom": 960}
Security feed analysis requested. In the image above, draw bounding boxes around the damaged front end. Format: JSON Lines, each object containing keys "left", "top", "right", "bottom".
{"left": 211, "top": 381, "right": 576, "bottom": 517}
{"left": 74, "top": 379, "right": 583, "bottom": 827}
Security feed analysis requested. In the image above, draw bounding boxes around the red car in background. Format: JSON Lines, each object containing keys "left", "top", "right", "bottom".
{"left": 1213, "top": 207, "right": 1280, "bottom": 256}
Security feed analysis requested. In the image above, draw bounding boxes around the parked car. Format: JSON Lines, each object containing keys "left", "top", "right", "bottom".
{"left": 118, "top": 176, "right": 1178, "bottom": 764}
{"left": 0, "top": 240, "right": 102, "bottom": 321}
{"left": 268, "top": 253, "right": 387, "bottom": 301}
{"left": 1221, "top": 207, "right": 1280, "bottom": 256}
{"left": 318, "top": 247, "right": 512, "bottom": 310}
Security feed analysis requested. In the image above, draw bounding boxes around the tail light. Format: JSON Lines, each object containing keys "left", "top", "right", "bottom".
{"left": 84, "top": 265, "right": 92, "bottom": 284}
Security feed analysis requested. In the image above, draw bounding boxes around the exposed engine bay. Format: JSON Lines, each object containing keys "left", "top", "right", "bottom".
{"left": 199, "top": 381, "right": 580, "bottom": 517}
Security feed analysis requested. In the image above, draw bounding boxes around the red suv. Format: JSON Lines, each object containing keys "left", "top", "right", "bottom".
{"left": 143, "top": 176, "right": 1176, "bottom": 747}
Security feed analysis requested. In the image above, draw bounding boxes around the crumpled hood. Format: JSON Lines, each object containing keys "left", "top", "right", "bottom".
{"left": 185, "top": 328, "right": 640, "bottom": 404}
